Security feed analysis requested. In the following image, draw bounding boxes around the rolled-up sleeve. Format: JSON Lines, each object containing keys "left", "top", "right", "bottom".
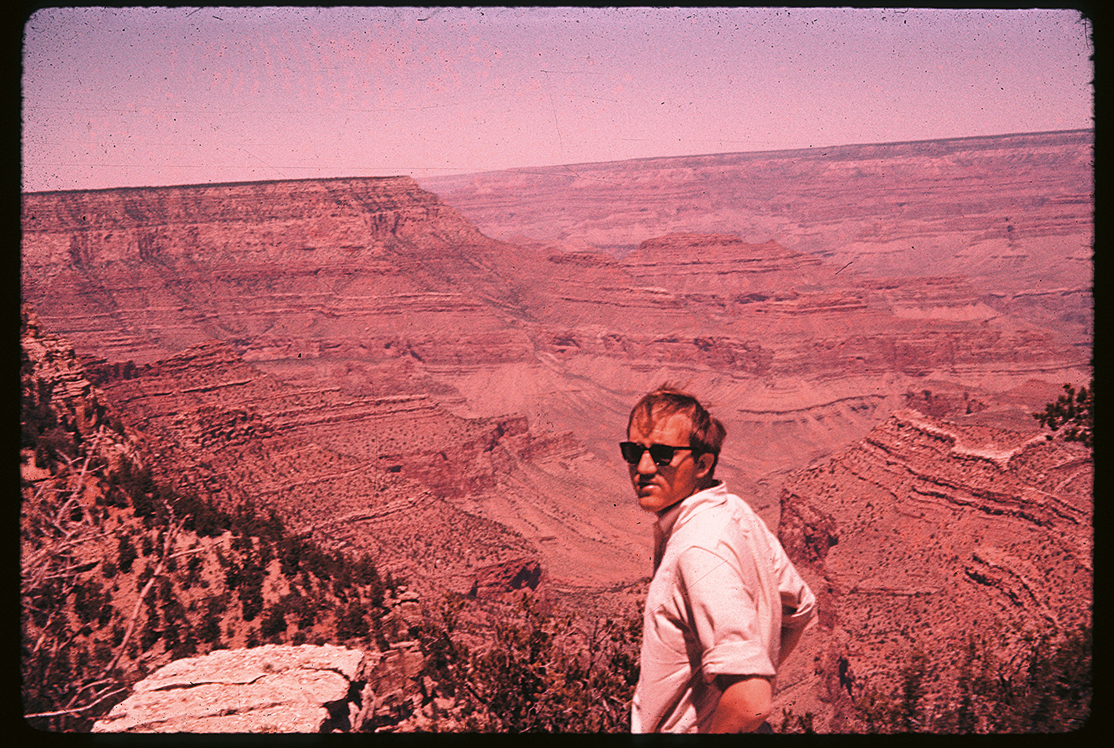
{"left": 775, "top": 547, "right": 817, "bottom": 634}
{"left": 677, "top": 546, "right": 777, "bottom": 682}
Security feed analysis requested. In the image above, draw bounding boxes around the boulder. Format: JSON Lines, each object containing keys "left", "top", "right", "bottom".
{"left": 93, "top": 644, "right": 368, "bottom": 733}
{"left": 467, "top": 556, "right": 545, "bottom": 599}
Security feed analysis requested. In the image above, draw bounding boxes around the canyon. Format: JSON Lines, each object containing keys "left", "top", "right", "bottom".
{"left": 21, "top": 129, "right": 1092, "bottom": 730}
{"left": 776, "top": 409, "right": 1092, "bottom": 728}
{"left": 421, "top": 129, "right": 1092, "bottom": 350}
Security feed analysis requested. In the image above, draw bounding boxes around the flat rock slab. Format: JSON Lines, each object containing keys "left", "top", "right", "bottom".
{"left": 93, "top": 644, "right": 369, "bottom": 733}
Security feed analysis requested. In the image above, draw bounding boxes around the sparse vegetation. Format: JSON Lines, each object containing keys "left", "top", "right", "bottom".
{"left": 407, "top": 593, "right": 642, "bottom": 732}
{"left": 1034, "top": 380, "right": 1093, "bottom": 448}
{"left": 20, "top": 325, "right": 404, "bottom": 730}
{"left": 849, "top": 622, "right": 1091, "bottom": 733}
{"left": 22, "top": 447, "right": 403, "bottom": 729}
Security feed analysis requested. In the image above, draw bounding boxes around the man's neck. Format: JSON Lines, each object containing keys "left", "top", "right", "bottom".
{"left": 655, "top": 480, "right": 722, "bottom": 517}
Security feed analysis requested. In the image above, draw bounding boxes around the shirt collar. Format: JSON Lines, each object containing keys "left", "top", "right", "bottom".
{"left": 652, "top": 481, "right": 727, "bottom": 567}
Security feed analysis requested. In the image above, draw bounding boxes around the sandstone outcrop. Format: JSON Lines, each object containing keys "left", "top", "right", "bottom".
{"left": 92, "top": 644, "right": 365, "bottom": 732}
{"left": 21, "top": 308, "right": 115, "bottom": 446}
{"left": 19, "top": 305, "right": 146, "bottom": 489}
{"left": 21, "top": 156, "right": 1089, "bottom": 598}
{"left": 20, "top": 134, "right": 1093, "bottom": 732}
{"left": 84, "top": 338, "right": 543, "bottom": 598}
{"left": 22, "top": 319, "right": 448, "bottom": 733}
{"left": 91, "top": 643, "right": 429, "bottom": 733}
{"left": 21, "top": 176, "right": 532, "bottom": 367}
{"left": 467, "top": 557, "right": 546, "bottom": 600}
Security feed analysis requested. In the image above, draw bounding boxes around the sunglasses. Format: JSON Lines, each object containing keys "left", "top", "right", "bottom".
{"left": 619, "top": 442, "right": 695, "bottom": 467}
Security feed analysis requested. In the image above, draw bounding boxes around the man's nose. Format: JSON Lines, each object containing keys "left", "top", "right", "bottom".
{"left": 636, "top": 450, "right": 658, "bottom": 473}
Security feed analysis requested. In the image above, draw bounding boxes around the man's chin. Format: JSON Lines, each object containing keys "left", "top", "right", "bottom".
{"left": 636, "top": 490, "right": 664, "bottom": 512}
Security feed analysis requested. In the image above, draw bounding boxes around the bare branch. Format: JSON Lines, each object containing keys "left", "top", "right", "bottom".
{"left": 29, "top": 611, "right": 56, "bottom": 656}
{"left": 168, "top": 545, "right": 209, "bottom": 560}
{"left": 95, "top": 514, "right": 183, "bottom": 682}
{"left": 30, "top": 478, "right": 55, "bottom": 505}
{"left": 24, "top": 686, "right": 129, "bottom": 720}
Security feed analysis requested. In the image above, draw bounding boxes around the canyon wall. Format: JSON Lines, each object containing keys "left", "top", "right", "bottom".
{"left": 21, "top": 137, "right": 1090, "bottom": 600}
{"left": 20, "top": 133, "right": 1092, "bottom": 731}
{"left": 421, "top": 130, "right": 1092, "bottom": 348}
{"left": 776, "top": 410, "right": 1092, "bottom": 730}
{"left": 24, "top": 306, "right": 1090, "bottom": 732}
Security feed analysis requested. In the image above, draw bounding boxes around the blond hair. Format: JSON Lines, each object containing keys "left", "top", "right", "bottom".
{"left": 627, "top": 384, "right": 726, "bottom": 477}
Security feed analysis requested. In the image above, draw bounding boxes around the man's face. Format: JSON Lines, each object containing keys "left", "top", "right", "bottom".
{"left": 627, "top": 411, "right": 713, "bottom": 513}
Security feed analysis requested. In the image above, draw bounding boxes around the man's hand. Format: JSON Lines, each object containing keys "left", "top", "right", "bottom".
{"left": 708, "top": 674, "right": 773, "bottom": 733}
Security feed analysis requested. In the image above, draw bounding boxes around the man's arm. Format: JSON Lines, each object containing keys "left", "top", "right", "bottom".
{"left": 708, "top": 674, "right": 772, "bottom": 733}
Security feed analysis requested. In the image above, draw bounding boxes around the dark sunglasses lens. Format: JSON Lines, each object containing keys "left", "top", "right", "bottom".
{"left": 620, "top": 442, "right": 679, "bottom": 466}
{"left": 620, "top": 442, "right": 643, "bottom": 464}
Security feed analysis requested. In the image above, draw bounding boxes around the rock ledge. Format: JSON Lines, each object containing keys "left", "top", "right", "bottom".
{"left": 93, "top": 644, "right": 368, "bottom": 733}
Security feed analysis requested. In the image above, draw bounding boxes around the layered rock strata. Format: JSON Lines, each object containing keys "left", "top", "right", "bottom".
{"left": 422, "top": 130, "right": 1093, "bottom": 347}
{"left": 21, "top": 159, "right": 1089, "bottom": 597}
{"left": 21, "top": 176, "right": 533, "bottom": 366}
{"left": 775, "top": 409, "right": 1092, "bottom": 730}
{"left": 88, "top": 338, "right": 545, "bottom": 596}
{"left": 20, "top": 140, "right": 1094, "bottom": 733}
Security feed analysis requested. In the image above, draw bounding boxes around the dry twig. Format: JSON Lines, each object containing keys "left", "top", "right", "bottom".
{"left": 95, "top": 506, "right": 183, "bottom": 682}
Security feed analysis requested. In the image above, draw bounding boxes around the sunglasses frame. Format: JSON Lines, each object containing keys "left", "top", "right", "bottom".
{"left": 619, "top": 441, "right": 696, "bottom": 467}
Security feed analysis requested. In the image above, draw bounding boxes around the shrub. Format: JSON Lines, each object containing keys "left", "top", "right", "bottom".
{"left": 335, "top": 602, "right": 369, "bottom": 641}
{"left": 238, "top": 562, "right": 265, "bottom": 623}
{"left": 21, "top": 369, "right": 415, "bottom": 730}
{"left": 1034, "top": 381, "right": 1093, "bottom": 448}
{"left": 260, "top": 605, "right": 288, "bottom": 643}
{"left": 198, "top": 607, "right": 222, "bottom": 644}
{"left": 412, "top": 594, "right": 641, "bottom": 732}
{"left": 851, "top": 622, "right": 1091, "bottom": 733}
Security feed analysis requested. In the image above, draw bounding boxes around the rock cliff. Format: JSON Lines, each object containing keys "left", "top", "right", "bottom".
{"left": 21, "top": 157, "right": 1089, "bottom": 598}
{"left": 775, "top": 409, "right": 1092, "bottom": 730}
{"left": 85, "top": 338, "right": 552, "bottom": 598}
{"left": 21, "top": 176, "right": 527, "bottom": 366}
{"left": 422, "top": 130, "right": 1092, "bottom": 348}
{"left": 20, "top": 309, "right": 444, "bottom": 732}
{"left": 20, "top": 134, "right": 1092, "bottom": 732}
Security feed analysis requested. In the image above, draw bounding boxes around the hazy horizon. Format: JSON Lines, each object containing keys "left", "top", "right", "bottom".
{"left": 22, "top": 7, "right": 1093, "bottom": 193}
{"left": 19, "top": 126, "right": 1095, "bottom": 196}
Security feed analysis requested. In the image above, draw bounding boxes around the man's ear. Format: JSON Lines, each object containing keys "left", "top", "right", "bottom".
{"left": 696, "top": 452, "right": 714, "bottom": 479}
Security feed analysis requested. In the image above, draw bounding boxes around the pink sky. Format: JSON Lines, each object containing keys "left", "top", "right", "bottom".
{"left": 21, "top": 7, "right": 1093, "bottom": 192}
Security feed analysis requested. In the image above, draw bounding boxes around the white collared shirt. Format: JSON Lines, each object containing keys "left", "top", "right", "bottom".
{"left": 631, "top": 482, "right": 817, "bottom": 733}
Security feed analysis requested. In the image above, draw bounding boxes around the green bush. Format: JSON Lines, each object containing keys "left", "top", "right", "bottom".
{"left": 411, "top": 594, "right": 641, "bottom": 732}
{"left": 851, "top": 622, "right": 1091, "bottom": 733}
{"left": 1034, "top": 381, "right": 1093, "bottom": 448}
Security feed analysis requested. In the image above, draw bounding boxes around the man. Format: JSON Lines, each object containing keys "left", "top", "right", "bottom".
{"left": 622, "top": 385, "right": 816, "bottom": 733}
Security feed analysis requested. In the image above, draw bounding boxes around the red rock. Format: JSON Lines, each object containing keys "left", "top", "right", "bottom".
{"left": 20, "top": 134, "right": 1091, "bottom": 626}
{"left": 776, "top": 409, "right": 1092, "bottom": 730}
{"left": 467, "top": 557, "right": 546, "bottom": 599}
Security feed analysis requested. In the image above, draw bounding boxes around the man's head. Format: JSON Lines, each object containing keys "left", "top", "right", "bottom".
{"left": 623, "top": 386, "right": 726, "bottom": 513}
